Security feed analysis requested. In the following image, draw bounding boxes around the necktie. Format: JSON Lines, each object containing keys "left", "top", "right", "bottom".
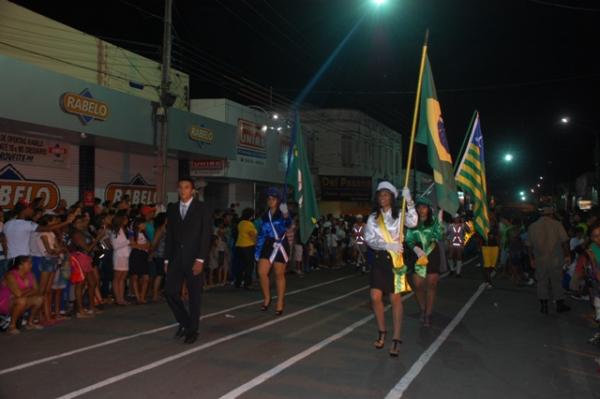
{"left": 181, "top": 203, "right": 188, "bottom": 219}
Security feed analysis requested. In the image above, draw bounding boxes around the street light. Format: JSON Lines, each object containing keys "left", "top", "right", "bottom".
{"left": 530, "top": 188, "right": 535, "bottom": 193}
{"left": 539, "top": 176, "right": 543, "bottom": 180}
{"left": 372, "top": 0, "right": 387, "bottom": 6}
{"left": 504, "top": 153, "right": 514, "bottom": 162}
{"left": 519, "top": 191, "right": 525, "bottom": 196}
{"left": 560, "top": 117, "right": 570, "bottom": 124}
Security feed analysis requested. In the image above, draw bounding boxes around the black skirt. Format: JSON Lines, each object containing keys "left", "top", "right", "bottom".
{"left": 129, "top": 249, "right": 149, "bottom": 276}
{"left": 370, "top": 251, "right": 395, "bottom": 294}
{"left": 259, "top": 237, "right": 290, "bottom": 264}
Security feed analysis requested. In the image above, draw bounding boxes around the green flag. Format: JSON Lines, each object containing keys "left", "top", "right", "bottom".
{"left": 286, "top": 113, "right": 319, "bottom": 244}
{"left": 415, "top": 56, "right": 459, "bottom": 215}
{"left": 455, "top": 112, "right": 490, "bottom": 240}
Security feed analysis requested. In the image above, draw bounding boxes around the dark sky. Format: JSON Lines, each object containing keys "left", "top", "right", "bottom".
{"left": 11, "top": 0, "right": 600, "bottom": 201}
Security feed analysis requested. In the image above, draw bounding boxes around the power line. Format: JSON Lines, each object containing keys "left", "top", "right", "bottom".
{"left": 526, "top": 0, "right": 600, "bottom": 12}
{"left": 1, "top": 15, "right": 161, "bottom": 49}
{"left": 0, "top": 41, "right": 160, "bottom": 89}
{"left": 116, "top": 0, "right": 164, "bottom": 20}
{"left": 274, "top": 72, "right": 600, "bottom": 96}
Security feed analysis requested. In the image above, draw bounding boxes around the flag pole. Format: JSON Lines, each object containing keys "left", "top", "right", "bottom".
{"left": 400, "top": 30, "right": 429, "bottom": 237}
{"left": 453, "top": 110, "right": 478, "bottom": 175}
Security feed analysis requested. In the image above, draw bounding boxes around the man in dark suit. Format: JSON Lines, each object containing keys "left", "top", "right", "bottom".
{"left": 164, "top": 177, "right": 212, "bottom": 344}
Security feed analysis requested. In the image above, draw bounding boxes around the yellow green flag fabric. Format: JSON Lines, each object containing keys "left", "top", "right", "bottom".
{"left": 455, "top": 112, "right": 490, "bottom": 240}
{"left": 415, "top": 56, "right": 459, "bottom": 215}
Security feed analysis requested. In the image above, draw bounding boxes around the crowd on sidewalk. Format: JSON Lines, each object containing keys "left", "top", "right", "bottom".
{"left": 0, "top": 195, "right": 379, "bottom": 336}
{"left": 2, "top": 192, "right": 600, "bottom": 349}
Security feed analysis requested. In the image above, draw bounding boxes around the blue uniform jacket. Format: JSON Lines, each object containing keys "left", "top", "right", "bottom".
{"left": 255, "top": 210, "right": 292, "bottom": 260}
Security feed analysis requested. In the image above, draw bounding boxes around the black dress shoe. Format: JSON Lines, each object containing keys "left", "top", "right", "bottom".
{"left": 184, "top": 332, "right": 198, "bottom": 344}
{"left": 174, "top": 326, "right": 186, "bottom": 339}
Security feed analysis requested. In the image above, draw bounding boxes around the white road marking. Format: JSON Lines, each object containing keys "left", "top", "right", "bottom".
{"left": 384, "top": 283, "right": 486, "bottom": 399}
{"left": 0, "top": 274, "right": 357, "bottom": 376}
{"left": 219, "top": 257, "right": 479, "bottom": 398}
{"left": 54, "top": 285, "right": 369, "bottom": 399}
{"left": 218, "top": 292, "right": 415, "bottom": 399}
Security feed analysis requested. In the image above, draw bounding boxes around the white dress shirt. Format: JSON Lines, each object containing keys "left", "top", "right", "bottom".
{"left": 364, "top": 206, "right": 418, "bottom": 251}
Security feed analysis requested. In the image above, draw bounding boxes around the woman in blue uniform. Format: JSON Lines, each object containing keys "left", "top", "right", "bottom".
{"left": 255, "top": 188, "right": 291, "bottom": 316}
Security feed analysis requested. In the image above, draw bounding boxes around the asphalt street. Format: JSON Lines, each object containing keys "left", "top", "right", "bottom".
{"left": 1, "top": 261, "right": 599, "bottom": 399}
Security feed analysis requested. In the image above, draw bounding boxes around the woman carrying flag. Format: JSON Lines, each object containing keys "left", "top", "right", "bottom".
{"left": 255, "top": 187, "right": 291, "bottom": 316}
{"left": 407, "top": 197, "right": 445, "bottom": 327}
{"left": 364, "top": 181, "right": 417, "bottom": 357}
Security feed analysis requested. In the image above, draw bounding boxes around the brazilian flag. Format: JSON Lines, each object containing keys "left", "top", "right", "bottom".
{"left": 416, "top": 56, "right": 459, "bottom": 215}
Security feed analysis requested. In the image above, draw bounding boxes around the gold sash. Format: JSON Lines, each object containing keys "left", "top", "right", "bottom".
{"left": 376, "top": 214, "right": 411, "bottom": 294}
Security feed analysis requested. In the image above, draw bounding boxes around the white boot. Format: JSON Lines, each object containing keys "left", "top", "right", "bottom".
{"left": 456, "top": 261, "right": 463, "bottom": 276}
{"left": 594, "top": 297, "right": 600, "bottom": 322}
{"left": 448, "top": 259, "right": 455, "bottom": 273}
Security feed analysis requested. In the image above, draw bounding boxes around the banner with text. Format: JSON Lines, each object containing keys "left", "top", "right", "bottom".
{"left": 237, "top": 119, "right": 266, "bottom": 166}
{"left": 319, "top": 175, "right": 372, "bottom": 202}
{"left": 0, "top": 132, "right": 69, "bottom": 169}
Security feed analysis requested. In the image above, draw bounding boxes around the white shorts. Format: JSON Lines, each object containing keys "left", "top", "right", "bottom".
{"left": 114, "top": 256, "right": 129, "bottom": 272}
{"left": 294, "top": 245, "right": 303, "bottom": 262}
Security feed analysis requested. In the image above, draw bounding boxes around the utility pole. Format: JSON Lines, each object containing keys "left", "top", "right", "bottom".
{"left": 157, "top": 0, "right": 173, "bottom": 206}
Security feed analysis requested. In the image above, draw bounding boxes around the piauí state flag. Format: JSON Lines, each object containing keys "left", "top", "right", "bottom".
{"left": 286, "top": 113, "right": 319, "bottom": 244}
{"left": 456, "top": 112, "right": 490, "bottom": 240}
{"left": 415, "top": 56, "right": 460, "bottom": 215}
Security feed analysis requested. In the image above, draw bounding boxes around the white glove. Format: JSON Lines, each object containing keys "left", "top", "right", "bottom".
{"left": 385, "top": 242, "right": 403, "bottom": 253}
{"left": 402, "top": 187, "right": 412, "bottom": 204}
{"left": 279, "top": 203, "right": 289, "bottom": 216}
{"left": 413, "top": 246, "right": 426, "bottom": 258}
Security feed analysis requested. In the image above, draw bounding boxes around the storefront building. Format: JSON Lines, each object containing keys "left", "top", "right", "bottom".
{"left": 0, "top": 54, "right": 236, "bottom": 210}
{"left": 190, "top": 99, "right": 292, "bottom": 213}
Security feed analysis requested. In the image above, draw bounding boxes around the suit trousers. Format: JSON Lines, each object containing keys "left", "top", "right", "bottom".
{"left": 165, "top": 260, "right": 203, "bottom": 334}
{"left": 535, "top": 261, "right": 564, "bottom": 301}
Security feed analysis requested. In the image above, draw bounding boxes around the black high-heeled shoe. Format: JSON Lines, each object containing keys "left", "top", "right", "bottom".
{"left": 260, "top": 299, "right": 272, "bottom": 312}
{"left": 389, "top": 339, "right": 402, "bottom": 357}
{"left": 275, "top": 308, "right": 284, "bottom": 316}
{"left": 374, "top": 331, "right": 386, "bottom": 349}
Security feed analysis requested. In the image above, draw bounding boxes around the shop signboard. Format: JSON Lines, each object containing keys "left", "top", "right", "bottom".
{"left": 0, "top": 132, "right": 69, "bottom": 169}
{"left": 0, "top": 163, "right": 61, "bottom": 209}
{"left": 60, "top": 88, "right": 109, "bottom": 125}
{"left": 319, "top": 175, "right": 372, "bottom": 202}
{"left": 104, "top": 174, "right": 157, "bottom": 205}
{"left": 237, "top": 119, "right": 266, "bottom": 166}
{"left": 189, "top": 159, "right": 226, "bottom": 177}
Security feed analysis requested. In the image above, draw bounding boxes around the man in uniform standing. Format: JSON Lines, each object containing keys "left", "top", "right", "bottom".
{"left": 527, "top": 206, "right": 571, "bottom": 314}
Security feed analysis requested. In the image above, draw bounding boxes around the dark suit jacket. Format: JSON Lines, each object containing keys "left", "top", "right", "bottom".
{"left": 164, "top": 199, "right": 213, "bottom": 270}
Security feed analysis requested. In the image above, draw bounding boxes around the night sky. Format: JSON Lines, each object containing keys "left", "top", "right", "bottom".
{"left": 10, "top": 0, "right": 600, "bottom": 201}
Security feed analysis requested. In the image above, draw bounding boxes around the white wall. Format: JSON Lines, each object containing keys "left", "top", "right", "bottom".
{"left": 95, "top": 148, "right": 178, "bottom": 205}
{"left": 301, "top": 109, "right": 403, "bottom": 191}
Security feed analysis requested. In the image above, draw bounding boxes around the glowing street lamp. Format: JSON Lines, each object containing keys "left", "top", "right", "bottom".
{"left": 504, "top": 153, "right": 514, "bottom": 162}
{"left": 560, "top": 116, "right": 570, "bottom": 124}
{"left": 519, "top": 191, "right": 525, "bottom": 196}
{"left": 372, "top": 0, "right": 387, "bottom": 6}
{"left": 539, "top": 176, "right": 543, "bottom": 180}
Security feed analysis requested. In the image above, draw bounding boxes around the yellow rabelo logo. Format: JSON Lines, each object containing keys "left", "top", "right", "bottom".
{"left": 60, "top": 88, "right": 109, "bottom": 125}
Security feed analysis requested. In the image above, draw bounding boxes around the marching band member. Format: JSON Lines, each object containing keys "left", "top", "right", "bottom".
{"left": 255, "top": 188, "right": 291, "bottom": 316}
{"left": 364, "top": 181, "right": 417, "bottom": 357}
